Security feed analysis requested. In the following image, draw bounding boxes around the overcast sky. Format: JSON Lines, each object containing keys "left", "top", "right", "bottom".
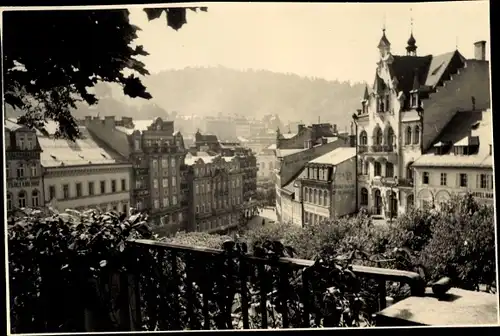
{"left": 128, "top": 1, "right": 490, "bottom": 83}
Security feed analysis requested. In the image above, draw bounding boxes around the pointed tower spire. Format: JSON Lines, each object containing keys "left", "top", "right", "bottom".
{"left": 363, "top": 85, "right": 370, "bottom": 101}
{"left": 406, "top": 8, "right": 417, "bottom": 56}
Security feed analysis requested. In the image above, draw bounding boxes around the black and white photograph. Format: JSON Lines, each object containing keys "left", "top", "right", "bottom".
{"left": 2, "top": 1, "right": 497, "bottom": 333}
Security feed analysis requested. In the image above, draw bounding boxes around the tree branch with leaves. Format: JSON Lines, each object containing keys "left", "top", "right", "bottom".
{"left": 3, "top": 7, "right": 207, "bottom": 140}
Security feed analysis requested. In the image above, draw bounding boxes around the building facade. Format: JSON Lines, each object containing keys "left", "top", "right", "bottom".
{"left": 38, "top": 124, "right": 132, "bottom": 213}
{"left": 184, "top": 153, "right": 245, "bottom": 233}
{"left": 354, "top": 30, "right": 490, "bottom": 219}
{"left": 274, "top": 122, "right": 352, "bottom": 222}
{"left": 279, "top": 147, "right": 356, "bottom": 226}
{"left": 5, "top": 119, "right": 44, "bottom": 213}
{"left": 84, "top": 116, "right": 188, "bottom": 233}
{"left": 412, "top": 108, "right": 493, "bottom": 208}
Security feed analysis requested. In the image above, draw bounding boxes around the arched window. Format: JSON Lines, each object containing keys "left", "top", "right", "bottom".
{"left": 364, "top": 161, "right": 370, "bottom": 175}
{"left": 413, "top": 125, "right": 420, "bottom": 144}
{"left": 32, "top": 190, "right": 40, "bottom": 207}
{"left": 405, "top": 126, "right": 412, "bottom": 145}
{"left": 313, "top": 189, "right": 318, "bottom": 204}
{"left": 323, "top": 190, "right": 328, "bottom": 206}
{"left": 18, "top": 191, "right": 26, "bottom": 208}
{"left": 386, "top": 126, "right": 394, "bottom": 147}
{"left": 359, "top": 131, "right": 368, "bottom": 145}
{"left": 374, "top": 162, "right": 382, "bottom": 176}
{"left": 304, "top": 188, "right": 309, "bottom": 202}
{"left": 385, "top": 162, "right": 394, "bottom": 177}
{"left": 375, "top": 128, "right": 383, "bottom": 145}
{"left": 31, "top": 163, "right": 38, "bottom": 177}
{"left": 7, "top": 193, "right": 12, "bottom": 211}
{"left": 319, "top": 190, "right": 323, "bottom": 205}
{"left": 361, "top": 188, "right": 369, "bottom": 206}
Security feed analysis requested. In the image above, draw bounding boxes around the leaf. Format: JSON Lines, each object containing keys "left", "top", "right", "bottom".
{"left": 118, "top": 241, "right": 125, "bottom": 252}
{"left": 61, "top": 264, "right": 69, "bottom": 270}
{"left": 99, "top": 260, "right": 107, "bottom": 267}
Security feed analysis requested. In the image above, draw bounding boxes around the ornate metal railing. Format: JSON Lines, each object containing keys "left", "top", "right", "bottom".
{"left": 101, "top": 240, "right": 425, "bottom": 331}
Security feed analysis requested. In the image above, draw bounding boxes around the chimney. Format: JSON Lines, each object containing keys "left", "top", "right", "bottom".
{"left": 297, "top": 124, "right": 305, "bottom": 133}
{"left": 474, "top": 41, "right": 486, "bottom": 61}
{"left": 104, "top": 116, "right": 116, "bottom": 128}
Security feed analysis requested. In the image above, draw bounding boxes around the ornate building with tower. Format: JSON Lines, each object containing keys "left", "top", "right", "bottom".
{"left": 353, "top": 27, "right": 490, "bottom": 219}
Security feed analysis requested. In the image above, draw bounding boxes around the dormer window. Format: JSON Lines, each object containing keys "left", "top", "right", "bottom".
{"left": 410, "top": 92, "right": 419, "bottom": 108}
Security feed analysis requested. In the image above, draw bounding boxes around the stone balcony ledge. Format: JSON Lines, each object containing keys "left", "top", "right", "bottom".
{"left": 376, "top": 287, "right": 498, "bottom": 326}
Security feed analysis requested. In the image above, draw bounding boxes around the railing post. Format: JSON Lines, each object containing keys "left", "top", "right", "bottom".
{"left": 279, "top": 265, "right": 289, "bottom": 328}
{"left": 258, "top": 262, "right": 268, "bottom": 329}
{"left": 301, "top": 270, "right": 311, "bottom": 328}
{"left": 239, "top": 256, "right": 250, "bottom": 329}
{"left": 377, "top": 279, "right": 387, "bottom": 311}
{"left": 169, "top": 250, "right": 181, "bottom": 330}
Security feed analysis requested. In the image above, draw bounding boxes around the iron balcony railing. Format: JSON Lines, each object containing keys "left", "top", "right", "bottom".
{"left": 109, "top": 240, "right": 425, "bottom": 331}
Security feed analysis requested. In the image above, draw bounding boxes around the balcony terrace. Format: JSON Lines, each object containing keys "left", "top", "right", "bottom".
{"left": 22, "top": 239, "right": 493, "bottom": 332}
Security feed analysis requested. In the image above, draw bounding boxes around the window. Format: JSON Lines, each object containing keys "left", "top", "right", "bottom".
{"left": 30, "top": 190, "right": 39, "bottom": 207}
{"left": 361, "top": 188, "right": 368, "bottom": 206}
{"left": 49, "top": 185, "right": 56, "bottom": 200}
{"left": 7, "top": 193, "right": 12, "bottom": 211}
{"left": 422, "top": 172, "right": 429, "bottom": 185}
{"left": 172, "top": 196, "right": 177, "bottom": 205}
{"left": 313, "top": 189, "right": 318, "bottom": 204}
{"left": 480, "top": 174, "right": 489, "bottom": 189}
{"left": 17, "top": 164, "right": 25, "bottom": 178}
{"left": 136, "top": 201, "right": 143, "bottom": 210}
{"left": 360, "top": 131, "right": 368, "bottom": 145}
{"left": 18, "top": 191, "right": 26, "bottom": 208}
{"left": 152, "top": 159, "right": 158, "bottom": 169}
{"left": 162, "top": 158, "right": 168, "bottom": 168}
{"left": 385, "top": 162, "right": 394, "bottom": 178}
{"left": 154, "top": 199, "right": 160, "bottom": 209}
{"left": 413, "top": 125, "right": 420, "bottom": 145}
{"left": 61, "top": 184, "right": 69, "bottom": 199}
{"left": 440, "top": 173, "right": 447, "bottom": 186}
{"left": 161, "top": 178, "right": 168, "bottom": 188}
{"left": 406, "top": 163, "right": 414, "bottom": 181}
{"left": 18, "top": 136, "right": 25, "bottom": 150}
{"left": 172, "top": 176, "right": 177, "bottom": 188}
{"left": 375, "top": 128, "right": 383, "bottom": 145}
{"left": 111, "top": 180, "right": 117, "bottom": 193}
{"left": 163, "top": 197, "right": 170, "bottom": 207}
{"left": 88, "top": 182, "right": 95, "bottom": 196}
{"left": 304, "top": 188, "right": 309, "bottom": 202}
{"left": 118, "top": 179, "right": 125, "bottom": 191}
{"left": 195, "top": 184, "right": 199, "bottom": 195}
{"left": 171, "top": 158, "right": 176, "bottom": 168}
{"left": 319, "top": 191, "right": 323, "bottom": 205}
{"left": 153, "top": 179, "right": 158, "bottom": 189}
{"left": 405, "top": 126, "right": 412, "bottom": 145}
{"left": 30, "top": 164, "right": 37, "bottom": 177}
{"left": 76, "top": 183, "right": 82, "bottom": 197}
{"left": 100, "top": 181, "right": 106, "bottom": 194}
{"left": 26, "top": 137, "right": 33, "bottom": 150}
{"left": 459, "top": 173, "right": 468, "bottom": 188}
{"left": 323, "top": 190, "right": 328, "bottom": 206}
{"left": 410, "top": 92, "right": 419, "bottom": 108}
{"left": 134, "top": 139, "right": 141, "bottom": 150}
{"left": 374, "top": 162, "right": 382, "bottom": 177}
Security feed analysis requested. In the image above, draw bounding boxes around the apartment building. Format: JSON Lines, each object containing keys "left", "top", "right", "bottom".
{"left": 274, "top": 122, "right": 352, "bottom": 222}
{"left": 83, "top": 116, "right": 188, "bottom": 233}
{"left": 5, "top": 119, "right": 44, "bottom": 212}
{"left": 412, "top": 108, "right": 493, "bottom": 208}
{"left": 280, "top": 147, "right": 356, "bottom": 226}
{"left": 184, "top": 151, "right": 244, "bottom": 233}
{"left": 191, "top": 131, "right": 259, "bottom": 230}
{"left": 353, "top": 29, "right": 490, "bottom": 219}
{"left": 39, "top": 123, "right": 131, "bottom": 213}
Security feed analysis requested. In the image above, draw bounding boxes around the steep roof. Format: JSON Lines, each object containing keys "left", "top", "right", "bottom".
{"left": 413, "top": 109, "right": 492, "bottom": 168}
{"left": 308, "top": 147, "right": 356, "bottom": 165}
{"left": 389, "top": 55, "right": 432, "bottom": 94}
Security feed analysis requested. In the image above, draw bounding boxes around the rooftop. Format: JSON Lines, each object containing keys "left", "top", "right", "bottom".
{"left": 184, "top": 152, "right": 236, "bottom": 166}
{"left": 276, "top": 148, "right": 306, "bottom": 158}
{"left": 37, "top": 122, "right": 125, "bottom": 168}
{"left": 413, "top": 109, "right": 492, "bottom": 168}
{"left": 308, "top": 147, "right": 356, "bottom": 165}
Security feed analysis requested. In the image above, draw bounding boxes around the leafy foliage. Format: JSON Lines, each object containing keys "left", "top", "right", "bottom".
{"left": 7, "top": 193, "right": 496, "bottom": 332}
{"left": 3, "top": 7, "right": 206, "bottom": 140}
